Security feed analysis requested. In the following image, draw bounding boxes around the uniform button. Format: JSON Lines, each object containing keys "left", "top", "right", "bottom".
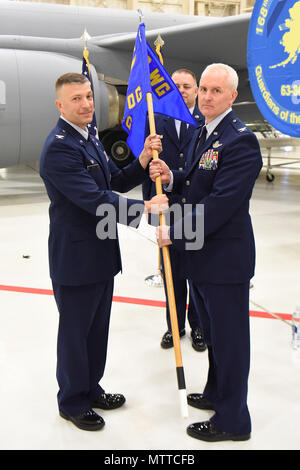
{"left": 186, "top": 180, "right": 190, "bottom": 186}
{"left": 182, "top": 198, "right": 186, "bottom": 203}
{"left": 179, "top": 153, "right": 184, "bottom": 158}
{"left": 179, "top": 167, "right": 183, "bottom": 171}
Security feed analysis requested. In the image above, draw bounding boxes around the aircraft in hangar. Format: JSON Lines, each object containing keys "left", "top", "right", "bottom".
{"left": 0, "top": 0, "right": 265, "bottom": 170}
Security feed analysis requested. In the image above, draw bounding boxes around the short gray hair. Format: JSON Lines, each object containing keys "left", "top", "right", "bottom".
{"left": 201, "top": 63, "right": 239, "bottom": 91}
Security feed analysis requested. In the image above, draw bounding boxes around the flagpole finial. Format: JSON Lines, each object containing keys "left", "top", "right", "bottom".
{"left": 81, "top": 28, "right": 91, "bottom": 49}
{"left": 137, "top": 8, "right": 144, "bottom": 23}
{"left": 154, "top": 33, "right": 164, "bottom": 65}
{"left": 154, "top": 33, "right": 164, "bottom": 48}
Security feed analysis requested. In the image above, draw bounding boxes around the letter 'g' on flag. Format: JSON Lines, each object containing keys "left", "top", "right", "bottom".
{"left": 122, "top": 23, "right": 197, "bottom": 158}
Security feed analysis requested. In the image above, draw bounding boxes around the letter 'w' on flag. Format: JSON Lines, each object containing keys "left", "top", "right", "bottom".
{"left": 81, "top": 36, "right": 99, "bottom": 138}
{"left": 122, "top": 22, "right": 197, "bottom": 158}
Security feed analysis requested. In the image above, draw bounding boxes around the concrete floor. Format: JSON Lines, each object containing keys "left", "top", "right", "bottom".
{"left": 0, "top": 146, "right": 299, "bottom": 451}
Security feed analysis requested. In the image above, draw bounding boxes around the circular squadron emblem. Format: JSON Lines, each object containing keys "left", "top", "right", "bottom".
{"left": 247, "top": 0, "right": 300, "bottom": 137}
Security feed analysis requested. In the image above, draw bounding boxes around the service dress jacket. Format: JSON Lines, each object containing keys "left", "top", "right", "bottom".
{"left": 142, "top": 106, "right": 204, "bottom": 221}
{"left": 169, "top": 110, "right": 263, "bottom": 284}
{"left": 40, "top": 118, "right": 146, "bottom": 286}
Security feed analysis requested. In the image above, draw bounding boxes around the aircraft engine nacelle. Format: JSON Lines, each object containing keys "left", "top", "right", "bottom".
{"left": 0, "top": 49, "right": 128, "bottom": 169}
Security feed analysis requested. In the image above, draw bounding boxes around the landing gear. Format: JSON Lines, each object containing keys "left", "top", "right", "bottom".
{"left": 101, "top": 129, "right": 134, "bottom": 168}
{"left": 266, "top": 170, "right": 275, "bottom": 182}
{"left": 266, "top": 149, "right": 275, "bottom": 182}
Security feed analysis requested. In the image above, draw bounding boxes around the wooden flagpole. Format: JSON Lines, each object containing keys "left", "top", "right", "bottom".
{"left": 146, "top": 92, "right": 188, "bottom": 418}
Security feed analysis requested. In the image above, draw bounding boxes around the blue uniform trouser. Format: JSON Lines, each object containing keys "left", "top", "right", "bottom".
{"left": 52, "top": 279, "right": 114, "bottom": 416}
{"left": 161, "top": 247, "right": 203, "bottom": 332}
{"left": 190, "top": 281, "right": 251, "bottom": 435}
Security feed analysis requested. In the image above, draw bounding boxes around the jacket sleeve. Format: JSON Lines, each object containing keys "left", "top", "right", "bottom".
{"left": 43, "top": 140, "right": 145, "bottom": 225}
{"left": 109, "top": 156, "right": 147, "bottom": 194}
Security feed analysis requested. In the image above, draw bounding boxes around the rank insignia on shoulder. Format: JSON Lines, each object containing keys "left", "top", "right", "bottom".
{"left": 238, "top": 127, "right": 247, "bottom": 132}
{"left": 104, "top": 151, "right": 109, "bottom": 162}
{"left": 212, "top": 140, "right": 222, "bottom": 148}
{"left": 55, "top": 134, "right": 65, "bottom": 139}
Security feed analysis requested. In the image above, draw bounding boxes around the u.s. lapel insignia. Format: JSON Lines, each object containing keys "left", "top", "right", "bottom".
{"left": 212, "top": 140, "right": 222, "bottom": 149}
{"left": 55, "top": 134, "right": 65, "bottom": 139}
{"left": 91, "top": 137, "right": 99, "bottom": 147}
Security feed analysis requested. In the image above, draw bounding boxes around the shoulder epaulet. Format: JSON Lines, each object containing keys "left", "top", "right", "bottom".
{"left": 231, "top": 118, "right": 251, "bottom": 134}
{"left": 54, "top": 128, "right": 67, "bottom": 140}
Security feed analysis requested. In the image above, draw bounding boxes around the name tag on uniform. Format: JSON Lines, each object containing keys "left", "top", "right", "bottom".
{"left": 198, "top": 149, "right": 219, "bottom": 170}
{"left": 86, "top": 159, "right": 100, "bottom": 171}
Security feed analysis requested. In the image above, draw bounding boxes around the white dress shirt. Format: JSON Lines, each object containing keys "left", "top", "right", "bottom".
{"left": 60, "top": 116, "right": 89, "bottom": 140}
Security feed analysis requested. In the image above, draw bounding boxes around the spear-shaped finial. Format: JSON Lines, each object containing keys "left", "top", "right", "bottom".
{"left": 154, "top": 33, "right": 164, "bottom": 65}
{"left": 80, "top": 28, "right": 91, "bottom": 50}
{"left": 137, "top": 8, "right": 144, "bottom": 23}
{"left": 154, "top": 33, "right": 164, "bottom": 49}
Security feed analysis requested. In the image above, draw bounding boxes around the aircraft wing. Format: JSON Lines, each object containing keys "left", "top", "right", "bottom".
{"left": 94, "top": 13, "right": 249, "bottom": 71}
{"left": 0, "top": 10, "right": 258, "bottom": 115}
{"left": 0, "top": 5, "right": 250, "bottom": 74}
{"left": 0, "top": 1, "right": 265, "bottom": 169}
{"left": 89, "top": 13, "right": 261, "bottom": 122}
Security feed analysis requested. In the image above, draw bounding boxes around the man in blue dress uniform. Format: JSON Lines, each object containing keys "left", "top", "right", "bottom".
{"left": 143, "top": 69, "right": 206, "bottom": 352}
{"left": 40, "top": 73, "right": 166, "bottom": 431}
{"left": 151, "top": 64, "right": 262, "bottom": 442}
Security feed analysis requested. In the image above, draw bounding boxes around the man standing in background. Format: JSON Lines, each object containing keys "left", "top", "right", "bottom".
{"left": 143, "top": 69, "right": 206, "bottom": 353}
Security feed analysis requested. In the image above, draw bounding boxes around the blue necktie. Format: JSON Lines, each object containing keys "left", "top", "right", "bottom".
{"left": 195, "top": 126, "right": 207, "bottom": 153}
{"left": 179, "top": 121, "right": 187, "bottom": 144}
